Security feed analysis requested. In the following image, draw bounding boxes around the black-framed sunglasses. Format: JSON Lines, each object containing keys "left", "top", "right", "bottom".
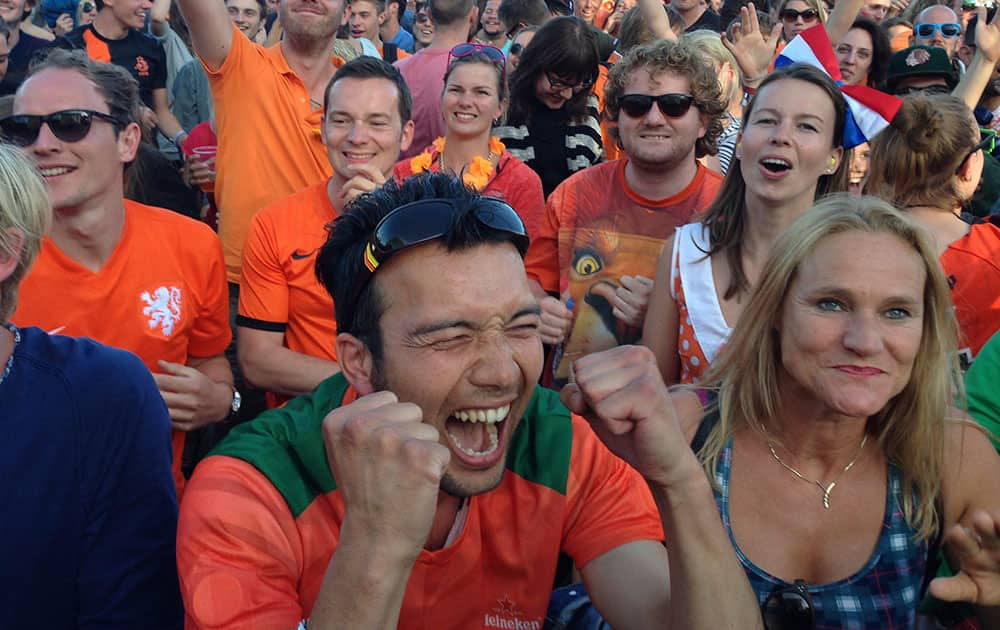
{"left": 414, "top": 9, "right": 431, "bottom": 22}
{"left": 509, "top": 42, "right": 525, "bottom": 55}
{"left": 762, "top": 580, "right": 815, "bottom": 630}
{"left": 544, "top": 71, "right": 595, "bottom": 93}
{"left": 346, "top": 197, "right": 529, "bottom": 323}
{"left": 893, "top": 84, "right": 952, "bottom": 96}
{"left": 0, "top": 109, "right": 122, "bottom": 147}
{"left": 619, "top": 93, "right": 695, "bottom": 118}
{"left": 779, "top": 7, "right": 819, "bottom": 21}
{"left": 81, "top": 1, "right": 95, "bottom": 12}
{"left": 956, "top": 128, "right": 997, "bottom": 173}
{"left": 914, "top": 22, "right": 962, "bottom": 37}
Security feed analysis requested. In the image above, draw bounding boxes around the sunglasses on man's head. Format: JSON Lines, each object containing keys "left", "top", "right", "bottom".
{"left": 779, "top": 8, "right": 819, "bottom": 22}
{"left": 0, "top": 109, "right": 121, "bottom": 147}
{"left": 914, "top": 22, "right": 962, "bottom": 37}
{"left": 762, "top": 580, "right": 815, "bottom": 630}
{"left": 619, "top": 93, "right": 695, "bottom": 118}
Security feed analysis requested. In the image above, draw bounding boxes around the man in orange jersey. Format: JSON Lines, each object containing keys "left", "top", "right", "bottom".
{"left": 526, "top": 39, "right": 726, "bottom": 387}
{"left": 177, "top": 172, "right": 759, "bottom": 629}
{"left": 8, "top": 50, "right": 234, "bottom": 498}
{"left": 237, "top": 56, "right": 413, "bottom": 404}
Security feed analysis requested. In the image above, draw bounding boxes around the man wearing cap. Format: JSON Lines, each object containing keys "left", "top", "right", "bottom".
{"left": 237, "top": 57, "right": 413, "bottom": 407}
{"left": 886, "top": 44, "right": 959, "bottom": 94}
{"left": 176, "top": 170, "right": 760, "bottom": 629}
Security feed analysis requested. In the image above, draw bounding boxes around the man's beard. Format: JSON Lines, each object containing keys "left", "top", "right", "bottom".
{"left": 280, "top": 3, "right": 341, "bottom": 45}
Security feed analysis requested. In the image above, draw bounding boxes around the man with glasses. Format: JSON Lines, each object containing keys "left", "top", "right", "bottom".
{"left": 177, "top": 170, "right": 760, "bottom": 629}
{"left": 911, "top": 4, "right": 964, "bottom": 61}
{"left": 236, "top": 57, "right": 413, "bottom": 408}
{"left": 6, "top": 49, "right": 234, "bottom": 500}
{"left": 885, "top": 44, "right": 958, "bottom": 95}
{"left": 525, "top": 39, "right": 725, "bottom": 388}
{"left": 394, "top": 0, "right": 478, "bottom": 158}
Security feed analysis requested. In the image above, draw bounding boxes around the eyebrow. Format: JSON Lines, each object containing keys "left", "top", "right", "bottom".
{"left": 754, "top": 108, "right": 825, "bottom": 122}
{"left": 806, "top": 286, "right": 922, "bottom": 306}
{"left": 411, "top": 305, "right": 542, "bottom": 337}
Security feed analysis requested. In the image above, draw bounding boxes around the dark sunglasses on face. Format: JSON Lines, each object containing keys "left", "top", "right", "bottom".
{"left": 81, "top": 1, "right": 94, "bottom": 12}
{"left": 509, "top": 42, "right": 524, "bottom": 55}
{"left": 415, "top": 10, "right": 431, "bottom": 22}
{"left": 894, "top": 83, "right": 951, "bottom": 96}
{"left": 346, "top": 198, "right": 529, "bottom": 325}
{"left": 779, "top": 7, "right": 820, "bottom": 22}
{"left": 0, "top": 109, "right": 121, "bottom": 147}
{"left": 914, "top": 22, "right": 962, "bottom": 37}
{"left": 619, "top": 93, "right": 695, "bottom": 118}
{"left": 762, "top": 580, "right": 815, "bottom": 630}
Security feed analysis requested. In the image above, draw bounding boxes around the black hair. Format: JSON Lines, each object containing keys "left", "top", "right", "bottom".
{"left": 323, "top": 56, "right": 413, "bottom": 123}
{"left": 316, "top": 172, "right": 528, "bottom": 365}
{"left": 846, "top": 17, "right": 891, "bottom": 89}
{"left": 507, "top": 15, "right": 600, "bottom": 124}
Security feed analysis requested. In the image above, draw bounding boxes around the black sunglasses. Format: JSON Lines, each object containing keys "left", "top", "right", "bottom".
{"left": 81, "top": 1, "right": 94, "bottom": 11}
{"left": 894, "top": 84, "right": 951, "bottom": 96}
{"left": 509, "top": 42, "right": 524, "bottom": 55}
{"left": 0, "top": 109, "right": 121, "bottom": 147}
{"left": 619, "top": 93, "right": 695, "bottom": 118}
{"left": 955, "top": 128, "right": 997, "bottom": 173}
{"left": 779, "top": 7, "right": 820, "bottom": 21}
{"left": 346, "top": 197, "right": 529, "bottom": 323}
{"left": 415, "top": 10, "right": 431, "bottom": 22}
{"left": 762, "top": 580, "right": 815, "bottom": 630}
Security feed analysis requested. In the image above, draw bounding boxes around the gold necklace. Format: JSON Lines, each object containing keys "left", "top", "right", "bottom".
{"left": 766, "top": 433, "right": 868, "bottom": 509}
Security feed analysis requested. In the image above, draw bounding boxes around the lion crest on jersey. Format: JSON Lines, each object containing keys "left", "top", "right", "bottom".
{"left": 141, "top": 286, "right": 182, "bottom": 337}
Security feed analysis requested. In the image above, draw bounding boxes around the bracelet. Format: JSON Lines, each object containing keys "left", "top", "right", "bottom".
{"left": 172, "top": 129, "right": 188, "bottom": 146}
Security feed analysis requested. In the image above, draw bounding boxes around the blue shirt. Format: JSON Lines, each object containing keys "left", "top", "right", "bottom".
{"left": 391, "top": 26, "right": 416, "bottom": 53}
{"left": 0, "top": 327, "right": 183, "bottom": 629}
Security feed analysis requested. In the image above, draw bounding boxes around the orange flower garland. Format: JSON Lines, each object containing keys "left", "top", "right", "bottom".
{"left": 409, "top": 136, "right": 506, "bottom": 191}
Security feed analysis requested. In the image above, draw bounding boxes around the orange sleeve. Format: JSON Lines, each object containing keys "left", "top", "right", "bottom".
{"left": 523, "top": 184, "right": 565, "bottom": 292}
{"left": 497, "top": 160, "right": 545, "bottom": 244}
{"left": 239, "top": 210, "right": 289, "bottom": 327}
{"left": 202, "top": 23, "right": 254, "bottom": 84}
{"left": 177, "top": 456, "right": 306, "bottom": 630}
{"left": 188, "top": 224, "right": 232, "bottom": 358}
{"left": 561, "top": 415, "right": 664, "bottom": 569}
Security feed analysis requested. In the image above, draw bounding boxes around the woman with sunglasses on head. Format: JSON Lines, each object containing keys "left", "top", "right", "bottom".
{"left": 643, "top": 63, "right": 850, "bottom": 385}
{"left": 867, "top": 93, "right": 1000, "bottom": 364}
{"left": 494, "top": 16, "right": 603, "bottom": 197}
{"left": 394, "top": 44, "right": 546, "bottom": 238}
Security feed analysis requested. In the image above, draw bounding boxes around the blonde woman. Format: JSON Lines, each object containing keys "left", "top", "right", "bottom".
{"left": 685, "top": 29, "right": 743, "bottom": 174}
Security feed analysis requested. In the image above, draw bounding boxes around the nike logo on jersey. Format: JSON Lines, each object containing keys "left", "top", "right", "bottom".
{"left": 291, "top": 248, "right": 320, "bottom": 261}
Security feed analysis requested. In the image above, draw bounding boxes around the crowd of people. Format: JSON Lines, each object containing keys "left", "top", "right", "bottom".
{"left": 2, "top": 0, "right": 1000, "bottom": 627}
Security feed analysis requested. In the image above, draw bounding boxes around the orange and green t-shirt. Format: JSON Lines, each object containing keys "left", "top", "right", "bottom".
{"left": 237, "top": 181, "right": 339, "bottom": 404}
{"left": 176, "top": 375, "right": 664, "bottom": 629}
{"left": 525, "top": 159, "right": 722, "bottom": 387}
{"left": 205, "top": 24, "right": 344, "bottom": 283}
{"left": 13, "top": 201, "right": 232, "bottom": 497}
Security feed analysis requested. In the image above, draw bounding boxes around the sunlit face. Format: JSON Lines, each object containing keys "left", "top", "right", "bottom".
{"left": 780, "top": 0, "right": 820, "bottom": 40}
{"left": 777, "top": 230, "right": 925, "bottom": 419}
{"left": 0, "top": 0, "right": 30, "bottom": 26}
{"left": 442, "top": 61, "right": 505, "bottom": 140}
{"left": 348, "top": 0, "right": 383, "bottom": 41}
{"left": 575, "top": 0, "right": 600, "bottom": 23}
{"left": 14, "top": 68, "right": 139, "bottom": 215}
{"left": 370, "top": 241, "right": 543, "bottom": 497}
{"left": 848, "top": 141, "right": 869, "bottom": 194}
{"left": 108, "top": 0, "right": 153, "bottom": 30}
{"left": 911, "top": 6, "right": 962, "bottom": 59}
{"left": 226, "top": 0, "right": 265, "bottom": 39}
{"left": 836, "top": 27, "right": 874, "bottom": 86}
{"left": 616, "top": 68, "right": 706, "bottom": 171}
{"left": 281, "top": 0, "right": 343, "bottom": 42}
{"left": 480, "top": 0, "right": 502, "bottom": 35}
{"left": 413, "top": 3, "right": 434, "bottom": 46}
{"left": 737, "top": 78, "right": 842, "bottom": 209}
{"left": 859, "top": 0, "right": 889, "bottom": 21}
{"left": 508, "top": 29, "right": 535, "bottom": 72}
{"left": 78, "top": 0, "right": 98, "bottom": 24}
{"left": 322, "top": 76, "right": 414, "bottom": 185}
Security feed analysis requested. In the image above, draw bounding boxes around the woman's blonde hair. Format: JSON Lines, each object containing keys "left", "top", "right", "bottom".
{"left": 776, "top": 0, "right": 828, "bottom": 38}
{"left": 699, "top": 194, "right": 959, "bottom": 541}
{"left": 0, "top": 145, "right": 52, "bottom": 324}
{"left": 866, "top": 94, "right": 979, "bottom": 210}
{"left": 684, "top": 30, "right": 741, "bottom": 107}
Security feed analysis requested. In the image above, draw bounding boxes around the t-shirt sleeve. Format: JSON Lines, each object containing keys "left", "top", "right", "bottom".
{"left": 561, "top": 415, "right": 664, "bottom": 569}
{"left": 76, "top": 347, "right": 184, "bottom": 628}
{"left": 187, "top": 224, "right": 233, "bottom": 357}
{"left": 523, "top": 183, "right": 565, "bottom": 292}
{"left": 203, "top": 23, "right": 253, "bottom": 84}
{"left": 150, "top": 35, "right": 168, "bottom": 91}
{"left": 238, "top": 210, "right": 290, "bottom": 330}
{"left": 177, "top": 456, "right": 305, "bottom": 630}
{"left": 966, "top": 330, "right": 1000, "bottom": 451}
{"left": 501, "top": 161, "right": 546, "bottom": 244}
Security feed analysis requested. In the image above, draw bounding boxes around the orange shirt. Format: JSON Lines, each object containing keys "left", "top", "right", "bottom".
{"left": 177, "top": 375, "right": 663, "bottom": 629}
{"left": 525, "top": 159, "right": 722, "bottom": 386}
{"left": 205, "top": 24, "right": 343, "bottom": 283}
{"left": 13, "top": 201, "right": 231, "bottom": 496}
{"left": 940, "top": 222, "right": 1000, "bottom": 361}
{"left": 238, "top": 181, "right": 338, "bottom": 398}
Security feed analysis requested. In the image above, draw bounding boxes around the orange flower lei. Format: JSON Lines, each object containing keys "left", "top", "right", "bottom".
{"left": 409, "top": 136, "right": 506, "bottom": 191}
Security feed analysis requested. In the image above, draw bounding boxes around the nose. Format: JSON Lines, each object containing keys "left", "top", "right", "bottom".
{"left": 843, "top": 312, "right": 883, "bottom": 356}
{"left": 768, "top": 120, "right": 793, "bottom": 145}
{"left": 843, "top": 50, "right": 857, "bottom": 64}
{"left": 468, "top": 333, "right": 520, "bottom": 393}
{"left": 642, "top": 101, "right": 667, "bottom": 125}
{"left": 31, "top": 121, "right": 62, "bottom": 155}
{"left": 345, "top": 121, "right": 371, "bottom": 144}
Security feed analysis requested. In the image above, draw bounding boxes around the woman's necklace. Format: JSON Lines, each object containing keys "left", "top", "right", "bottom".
{"left": 766, "top": 433, "right": 868, "bottom": 509}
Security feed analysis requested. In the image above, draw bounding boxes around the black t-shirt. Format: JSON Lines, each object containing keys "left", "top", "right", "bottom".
{"left": 685, "top": 9, "right": 722, "bottom": 32}
{"left": 0, "top": 32, "right": 52, "bottom": 96}
{"left": 57, "top": 24, "right": 167, "bottom": 108}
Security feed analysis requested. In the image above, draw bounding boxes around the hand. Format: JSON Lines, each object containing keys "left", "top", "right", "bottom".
{"left": 183, "top": 153, "right": 215, "bottom": 188}
{"left": 154, "top": 361, "right": 233, "bottom": 431}
{"left": 560, "top": 345, "right": 701, "bottom": 489}
{"left": 53, "top": 13, "right": 74, "bottom": 36}
{"left": 722, "top": 3, "right": 782, "bottom": 84}
{"left": 929, "top": 510, "right": 1000, "bottom": 606}
{"left": 323, "top": 391, "right": 451, "bottom": 555}
{"left": 140, "top": 106, "right": 158, "bottom": 135}
{"left": 336, "top": 163, "right": 388, "bottom": 208}
{"left": 539, "top": 295, "right": 574, "bottom": 345}
{"left": 974, "top": 5, "right": 1000, "bottom": 64}
{"left": 889, "top": 0, "right": 908, "bottom": 16}
{"left": 612, "top": 275, "right": 653, "bottom": 328}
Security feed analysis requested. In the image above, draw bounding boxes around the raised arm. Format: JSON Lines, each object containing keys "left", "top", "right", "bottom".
{"left": 824, "top": 0, "right": 864, "bottom": 48}
{"left": 953, "top": 7, "right": 1000, "bottom": 110}
{"left": 150, "top": 0, "right": 171, "bottom": 37}
{"left": 635, "top": 0, "right": 676, "bottom": 41}
{"left": 176, "top": 0, "right": 236, "bottom": 71}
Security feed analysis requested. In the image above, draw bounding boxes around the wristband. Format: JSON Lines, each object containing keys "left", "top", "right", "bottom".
{"left": 172, "top": 129, "right": 188, "bottom": 147}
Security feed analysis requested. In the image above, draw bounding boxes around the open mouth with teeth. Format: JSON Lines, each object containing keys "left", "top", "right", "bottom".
{"left": 39, "top": 167, "right": 74, "bottom": 178}
{"left": 761, "top": 158, "right": 792, "bottom": 173}
{"left": 445, "top": 403, "right": 511, "bottom": 464}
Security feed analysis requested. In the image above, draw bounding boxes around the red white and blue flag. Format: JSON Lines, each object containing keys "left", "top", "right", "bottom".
{"left": 775, "top": 25, "right": 902, "bottom": 149}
